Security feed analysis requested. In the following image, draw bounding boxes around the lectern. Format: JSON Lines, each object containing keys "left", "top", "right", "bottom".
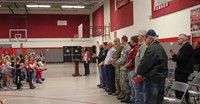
{"left": 72, "top": 59, "right": 82, "bottom": 77}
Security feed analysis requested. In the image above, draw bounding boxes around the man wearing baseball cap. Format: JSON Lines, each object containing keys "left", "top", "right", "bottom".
{"left": 134, "top": 30, "right": 148, "bottom": 104}
{"left": 136, "top": 29, "right": 168, "bottom": 104}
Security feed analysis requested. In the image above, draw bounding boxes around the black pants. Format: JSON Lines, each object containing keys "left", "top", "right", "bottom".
{"left": 175, "top": 72, "right": 189, "bottom": 104}
{"left": 106, "top": 64, "right": 115, "bottom": 93}
{"left": 84, "top": 61, "right": 90, "bottom": 75}
{"left": 26, "top": 72, "right": 29, "bottom": 82}
{"left": 16, "top": 69, "right": 21, "bottom": 89}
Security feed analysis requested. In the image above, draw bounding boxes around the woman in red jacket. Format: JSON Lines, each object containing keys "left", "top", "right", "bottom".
{"left": 83, "top": 48, "right": 90, "bottom": 76}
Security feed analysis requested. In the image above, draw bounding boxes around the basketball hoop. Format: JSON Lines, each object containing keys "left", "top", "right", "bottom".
{"left": 15, "top": 33, "right": 21, "bottom": 42}
{"left": 9, "top": 29, "right": 27, "bottom": 42}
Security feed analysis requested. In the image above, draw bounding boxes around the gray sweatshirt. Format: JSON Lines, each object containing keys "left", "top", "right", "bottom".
{"left": 4, "top": 61, "right": 13, "bottom": 73}
{"left": 135, "top": 42, "right": 148, "bottom": 72}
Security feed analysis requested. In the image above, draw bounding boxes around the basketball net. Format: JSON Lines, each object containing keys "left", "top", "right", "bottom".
{"left": 16, "top": 37, "right": 20, "bottom": 42}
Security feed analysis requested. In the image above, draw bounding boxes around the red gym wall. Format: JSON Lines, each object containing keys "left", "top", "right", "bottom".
{"left": 152, "top": 0, "right": 200, "bottom": 18}
{"left": 159, "top": 36, "right": 191, "bottom": 43}
{"left": 110, "top": 0, "right": 133, "bottom": 31}
{"left": 92, "top": 5, "right": 104, "bottom": 37}
{"left": 0, "top": 14, "right": 90, "bottom": 38}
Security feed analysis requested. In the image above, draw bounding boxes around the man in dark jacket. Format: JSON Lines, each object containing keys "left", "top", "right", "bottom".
{"left": 193, "top": 42, "right": 200, "bottom": 72}
{"left": 169, "top": 33, "right": 193, "bottom": 104}
{"left": 96, "top": 44, "right": 104, "bottom": 88}
{"left": 137, "top": 29, "right": 168, "bottom": 104}
{"left": 100, "top": 42, "right": 108, "bottom": 89}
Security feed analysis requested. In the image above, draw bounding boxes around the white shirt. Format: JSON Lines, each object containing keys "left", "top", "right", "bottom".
{"left": 105, "top": 47, "right": 116, "bottom": 65}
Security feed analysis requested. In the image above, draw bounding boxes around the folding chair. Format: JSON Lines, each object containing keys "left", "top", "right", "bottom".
{"left": 167, "top": 71, "right": 175, "bottom": 85}
{"left": 165, "top": 78, "right": 171, "bottom": 96}
{"left": 188, "top": 72, "right": 200, "bottom": 104}
{"left": 167, "top": 69, "right": 174, "bottom": 80}
{"left": 195, "top": 72, "right": 200, "bottom": 78}
{"left": 164, "top": 81, "right": 190, "bottom": 104}
{"left": 188, "top": 71, "right": 198, "bottom": 82}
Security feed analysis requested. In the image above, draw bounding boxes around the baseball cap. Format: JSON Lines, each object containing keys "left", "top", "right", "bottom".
{"left": 145, "top": 29, "right": 158, "bottom": 37}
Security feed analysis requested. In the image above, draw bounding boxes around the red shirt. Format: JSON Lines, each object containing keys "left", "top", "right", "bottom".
{"left": 127, "top": 44, "right": 138, "bottom": 71}
{"left": 0, "top": 60, "right": 2, "bottom": 69}
{"left": 27, "top": 61, "right": 34, "bottom": 72}
{"left": 83, "top": 51, "right": 90, "bottom": 61}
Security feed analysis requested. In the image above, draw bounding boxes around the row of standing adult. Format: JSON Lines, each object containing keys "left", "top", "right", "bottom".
{"left": 95, "top": 29, "right": 200, "bottom": 104}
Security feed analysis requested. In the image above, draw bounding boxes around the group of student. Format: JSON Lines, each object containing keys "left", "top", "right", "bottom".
{"left": 0, "top": 50, "right": 47, "bottom": 91}
{"left": 95, "top": 29, "right": 200, "bottom": 104}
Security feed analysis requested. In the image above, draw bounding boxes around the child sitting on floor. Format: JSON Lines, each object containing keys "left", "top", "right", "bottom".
{"left": 35, "top": 58, "right": 47, "bottom": 84}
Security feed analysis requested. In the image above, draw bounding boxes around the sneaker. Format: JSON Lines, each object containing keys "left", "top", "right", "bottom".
{"left": 36, "top": 79, "right": 43, "bottom": 84}
{"left": 17, "top": 88, "right": 23, "bottom": 91}
{"left": 41, "top": 78, "right": 45, "bottom": 81}
{"left": 3, "top": 87, "right": 8, "bottom": 91}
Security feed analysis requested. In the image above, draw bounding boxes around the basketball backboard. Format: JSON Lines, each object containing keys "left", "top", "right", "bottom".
{"left": 9, "top": 29, "right": 27, "bottom": 42}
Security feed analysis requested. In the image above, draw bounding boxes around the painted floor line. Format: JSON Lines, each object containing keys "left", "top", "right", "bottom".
{"left": 3, "top": 99, "right": 6, "bottom": 103}
{"left": 0, "top": 95, "right": 96, "bottom": 104}
{"left": 53, "top": 94, "right": 108, "bottom": 98}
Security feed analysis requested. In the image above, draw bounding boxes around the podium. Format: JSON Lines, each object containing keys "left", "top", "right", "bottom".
{"left": 72, "top": 59, "right": 82, "bottom": 77}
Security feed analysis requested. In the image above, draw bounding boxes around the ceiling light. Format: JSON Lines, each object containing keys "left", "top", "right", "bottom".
{"left": 38, "top": 5, "right": 51, "bottom": 8}
{"left": 74, "top": 6, "right": 85, "bottom": 9}
{"left": 61, "top": 5, "right": 85, "bottom": 9}
{"left": 26, "top": 5, "right": 51, "bottom": 8}
{"left": 26, "top": 5, "right": 38, "bottom": 8}
{"left": 61, "top": 5, "right": 74, "bottom": 8}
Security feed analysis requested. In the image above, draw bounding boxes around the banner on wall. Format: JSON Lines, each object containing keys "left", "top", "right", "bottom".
{"left": 115, "top": 0, "right": 130, "bottom": 10}
{"left": 154, "top": 0, "right": 171, "bottom": 11}
{"left": 78, "top": 24, "right": 83, "bottom": 38}
{"left": 191, "top": 7, "right": 200, "bottom": 32}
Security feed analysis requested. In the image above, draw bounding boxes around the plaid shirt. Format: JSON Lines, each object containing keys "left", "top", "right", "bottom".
{"left": 127, "top": 44, "right": 138, "bottom": 71}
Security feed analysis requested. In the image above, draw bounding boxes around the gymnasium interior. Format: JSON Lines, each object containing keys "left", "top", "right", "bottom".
{"left": 0, "top": 0, "right": 200, "bottom": 104}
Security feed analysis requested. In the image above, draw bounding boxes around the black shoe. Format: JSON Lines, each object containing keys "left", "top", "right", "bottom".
{"left": 108, "top": 92, "right": 113, "bottom": 95}
{"left": 120, "top": 95, "right": 130, "bottom": 103}
{"left": 122, "top": 100, "right": 133, "bottom": 103}
{"left": 41, "top": 78, "right": 45, "bottom": 81}
{"left": 99, "top": 85, "right": 104, "bottom": 88}
{"left": 97, "top": 84, "right": 101, "bottom": 87}
{"left": 105, "top": 88, "right": 110, "bottom": 92}
{"left": 30, "top": 85, "right": 36, "bottom": 89}
{"left": 117, "top": 94, "right": 125, "bottom": 100}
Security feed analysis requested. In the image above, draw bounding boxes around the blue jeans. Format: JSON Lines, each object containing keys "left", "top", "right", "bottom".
{"left": 143, "top": 78, "right": 165, "bottom": 104}
{"left": 28, "top": 71, "right": 34, "bottom": 86}
{"left": 106, "top": 65, "right": 115, "bottom": 92}
{"left": 128, "top": 70, "right": 137, "bottom": 102}
{"left": 101, "top": 66, "right": 108, "bottom": 87}
{"left": 134, "top": 80, "right": 144, "bottom": 104}
{"left": 98, "top": 66, "right": 103, "bottom": 85}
